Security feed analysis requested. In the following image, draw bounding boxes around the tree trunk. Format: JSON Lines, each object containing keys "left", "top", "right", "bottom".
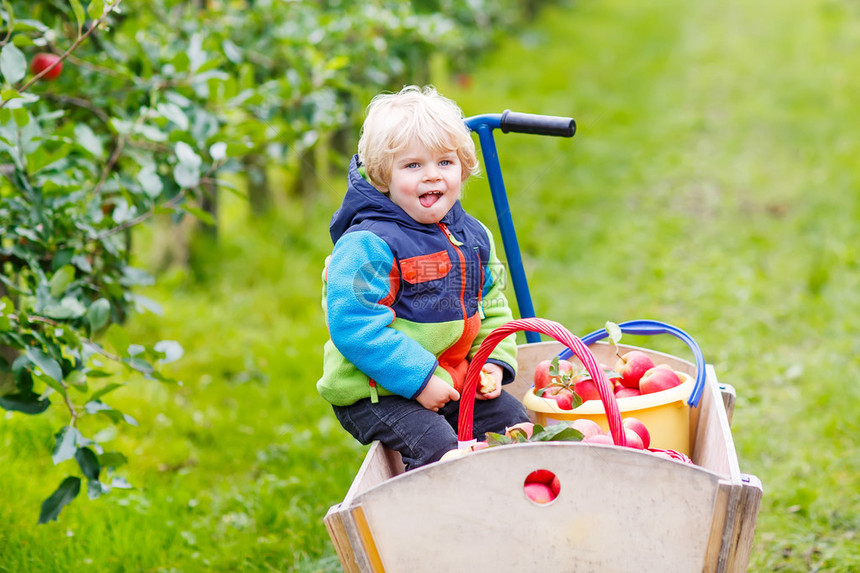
{"left": 199, "top": 179, "right": 219, "bottom": 239}
{"left": 0, "top": 282, "right": 18, "bottom": 396}
{"left": 244, "top": 154, "right": 272, "bottom": 216}
{"left": 291, "top": 145, "right": 318, "bottom": 198}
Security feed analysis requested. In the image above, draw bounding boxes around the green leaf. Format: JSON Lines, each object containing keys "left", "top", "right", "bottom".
{"left": 0, "top": 392, "right": 50, "bottom": 414}
{"left": 88, "top": 382, "right": 123, "bottom": 402}
{"left": 65, "top": 369, "right": 87, "bottom": 391}
{"left": 605, "top": 321, "right": 623, "bottom": 346}
{"left": 38, "top": 476, "right": 81, "bottom": 524}
{"left": 173, "top": 163, "right": 200, "bottom": 189}
{"left": 74, "top": 123, "right": 104, "bottom": 156}
{"left": 98, "top": 451, "right": 128, "bottom": 469}
{"left": 531, "top": 422, "right": 584, "bottom": 442}
{"left": 175, "top": 141, "right": 202, "bottom": 168}
{"left": 137, "top": 165, "right": 163, "bottom": 198}
{"left": 154, "top": 340, "right": 183, "bottom": 364}
{"left": 49, "top": 265, "right": 76, "bottom": 298}
{"left": 157, "top": 102, "right": 189, "bottom": 130}
{"left": 84, "top": 400, "right": 138, "bottom": 426}
{"left": 0, "top": 43, "right": 27, "bottom": 84}
{"left": 26, "top": 346, "right": 63, "bottom": 383}
{"left": 52, "top": 426, "right": 81, "bottom": 465}
{"left": 42, "top": 297, "right": 87, "bottom": 319}
{"left": 104, "top": 323, "right": 130, "bottom": 356}
{"left": 548, "top": 356, "right": 560, "bottom": 377}
{"left": 182, "top": 205, "right": 215, "bottom": 225}
{"left": 87, "top": 0, "right": 105, "bottom": 20}
{"left": 69, "top": 0, "right": 85, "bottom": 33}
{"left": 2, "top": 2, "right": 15, "bottom": 37}
{"left": 87, "top": 479, "right": 109, "bottom": 500}
{"left": 75, "top": 447, "right": 100, "bottom": 481}
{"left": 86, "top": 298, "right": 111, "bottom": 331}
{"left": 209, "top": 141, "right": 227, "bottom": 161}
{"left": 484, "top": 431, "right": 513, "bottom": 446}
{"left": 109, "top": 476, "right": 133, "bottom": 490}
{"left": 547, "top": 427, "right": 585, "bottom": 441}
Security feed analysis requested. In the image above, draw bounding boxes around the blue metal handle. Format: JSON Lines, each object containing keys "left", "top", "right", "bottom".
{"left": 465, "top": 114, "right": 538, "bottom": 342}
{"left": 465, "top": 113, "right": 576, "bottom": 344}
{"left": 557, "top": 319, "right": 706, "bottom": 407}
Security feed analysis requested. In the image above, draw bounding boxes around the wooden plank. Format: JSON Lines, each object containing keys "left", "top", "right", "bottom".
{"left": 726, "top": 474, "right": 764, "bottom": 573}
{"left": 693, "top": 366, "right": 741, "bottom": 481}
{"left": 324, "top": 504, "right": 361, "bottom": 573}
{"left": 352, "top": 506, "right": 385, "bottom": 572}
{"left": 719, "top": 383, "right": 736, "bottom": 426}
{"left": 704, "top": 483, "right": 732, "bottom": 573}
{"left": 342, "top": 441, "right": 404, "bottom": 507}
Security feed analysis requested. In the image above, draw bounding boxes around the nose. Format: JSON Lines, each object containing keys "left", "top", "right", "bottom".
{"left": 423, "top": 165, "right": 442, "bottom": 182}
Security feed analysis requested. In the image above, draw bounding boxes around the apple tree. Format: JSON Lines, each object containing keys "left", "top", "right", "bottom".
{"left": 1, "top": 0, "right": 553, "bottom": 524}
{"left": 0, "top": 0, "right": 230, "bottom": 522}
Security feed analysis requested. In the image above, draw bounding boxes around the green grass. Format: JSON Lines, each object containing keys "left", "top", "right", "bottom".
{"left": 3, "top": 0, "right": 860, "bottom": 570}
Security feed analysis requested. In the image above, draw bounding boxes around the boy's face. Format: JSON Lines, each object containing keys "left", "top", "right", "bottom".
{"left": 383, "top": 140, "right": 463, "bottom": 225}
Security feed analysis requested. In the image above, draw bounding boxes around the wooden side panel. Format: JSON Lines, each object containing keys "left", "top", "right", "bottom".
{"left": 342, "top": 441, "right": 405, "bottom": 507}
{"left": 353, "top": 443, "right": 723, "bottom": 572}
{"left": 692, "top": 365, "right": 741, "bottom": 481}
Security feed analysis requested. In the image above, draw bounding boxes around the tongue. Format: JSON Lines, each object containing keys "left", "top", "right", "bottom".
{"left": 419, "top": 193, "right": 440, "bottom": 208}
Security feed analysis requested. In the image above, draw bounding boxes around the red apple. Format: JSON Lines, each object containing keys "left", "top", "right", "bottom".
{"left": 571, "top": 418, "right": 603, "bottom": 440}
{"left": 524, "top": 482, "right": 555, "bottom": 503}
{"left": 622, "top": 417, "right": 651, "bottom": 449}
{"left": 505, "top": 422, "right": 535, "bottom": 440}
{"left": 533, "top": 358, "right": 575, "bottom": 392}
{"left": 525, "top": 469, "right": 555, "bottom": 486}
{"left": 550, "top": 475, "right": 561, "bottom": 497}
{"left": 614, "top": 350, "right": 655, "bottom": 388}
{"left": 639, "top": 365, "right": 682, "bottom": 395}
{"left": 623, "top": 427, "right": 645, "bottom": 449}
{"left": 30, "top": 53, "right": 63, "bottom": 80}
{"left": 573, "top": 378, "right": 600, "bottom": 402}
{"left": 615, "top": 387, "right": 642, "bottom": 399}
{"left": 553, "top": 388, "right": 574, "bottom": 410}
{"left": 583, "top": 433, "right": 614, "bottom": 445}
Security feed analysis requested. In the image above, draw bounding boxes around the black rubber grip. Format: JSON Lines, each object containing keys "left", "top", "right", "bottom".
{"left": 500, "top": 110, "right": 576, "bottom": 137}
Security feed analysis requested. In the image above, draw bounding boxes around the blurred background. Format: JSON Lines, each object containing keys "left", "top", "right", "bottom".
{"left": 1, "top": 0, "right": 858, "bottom": 570}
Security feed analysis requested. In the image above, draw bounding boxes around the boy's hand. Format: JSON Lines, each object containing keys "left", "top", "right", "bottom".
{"left": 476, "top": 363, "right": 504, "bottom": 400}
{"left": 416, "top": 375, "right": 460, "bottom": 411}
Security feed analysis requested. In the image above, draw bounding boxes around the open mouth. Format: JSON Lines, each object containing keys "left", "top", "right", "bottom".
{"left": 419, "top": 191, "right": 442, "bottom": 208}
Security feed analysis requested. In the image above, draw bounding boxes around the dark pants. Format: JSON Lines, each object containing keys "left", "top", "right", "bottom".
{"left": 333, "top": 392, "right": 530, "bottom": 470}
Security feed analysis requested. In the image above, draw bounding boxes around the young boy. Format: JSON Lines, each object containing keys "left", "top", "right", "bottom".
{"left": 317, "top": 85, "right": 529, "bottom": 470}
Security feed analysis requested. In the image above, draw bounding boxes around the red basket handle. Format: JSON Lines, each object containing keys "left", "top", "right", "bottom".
{"left": 458, "top": 317, "right": 627, "bottom": 447}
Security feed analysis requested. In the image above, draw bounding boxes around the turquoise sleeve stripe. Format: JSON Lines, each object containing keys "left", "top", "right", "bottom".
{"left": 326, "top": 231, "right": 438, "bottom": 399}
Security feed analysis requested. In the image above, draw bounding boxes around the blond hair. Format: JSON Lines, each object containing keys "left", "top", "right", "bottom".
{"left": 357, "top": 85, "right": 479, "bottom": 191}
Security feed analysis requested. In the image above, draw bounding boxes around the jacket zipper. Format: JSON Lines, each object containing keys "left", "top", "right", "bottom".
{"left": 437, "top": 223, "right": 468, "bottom": 323}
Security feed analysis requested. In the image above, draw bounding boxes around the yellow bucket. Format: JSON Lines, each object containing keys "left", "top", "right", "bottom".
{"left": 522, "top": 371, "right": 695, "bottom": 454}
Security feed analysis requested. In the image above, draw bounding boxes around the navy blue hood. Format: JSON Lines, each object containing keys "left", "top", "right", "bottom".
{"left": 329, "top": 155, "right": 465, "bottom": 244}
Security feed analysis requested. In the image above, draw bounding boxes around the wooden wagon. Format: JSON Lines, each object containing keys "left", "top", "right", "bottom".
{"left": 324, "top": 336, "right": 762, "bottom": 572}
{"left": 323, "top": 113, "right": 761, "bottom": 571}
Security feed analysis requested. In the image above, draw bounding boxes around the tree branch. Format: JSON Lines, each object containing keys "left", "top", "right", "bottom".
{"left": 0, "top": 0, "right": 125, "bottom": 109}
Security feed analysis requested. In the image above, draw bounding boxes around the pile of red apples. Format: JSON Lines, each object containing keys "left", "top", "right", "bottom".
{"left": 533, "top": 350, "right": 683, "bottom": 410}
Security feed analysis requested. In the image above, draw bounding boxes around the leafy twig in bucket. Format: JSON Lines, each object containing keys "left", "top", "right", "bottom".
{"left": 605, "top": 321, "right": 624, "bottom": 360}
